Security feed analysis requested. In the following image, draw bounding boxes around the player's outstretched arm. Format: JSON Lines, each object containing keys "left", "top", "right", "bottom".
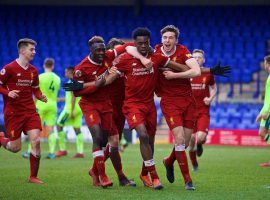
{"left": 202, "top": 62, "right": 231, "bottom": 76}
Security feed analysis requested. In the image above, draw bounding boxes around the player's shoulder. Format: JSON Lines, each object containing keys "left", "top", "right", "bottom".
{"left": 2, "top": 60, "right": 17, "bottom": 70}
{"left": 176, "top": 44, "right": 189, "bottom": 51}
{"left": 75, "top": 56, "right": 89, "bottom": 69}
{"left": 154, "top": 44, "right": 162, "bottom": 52}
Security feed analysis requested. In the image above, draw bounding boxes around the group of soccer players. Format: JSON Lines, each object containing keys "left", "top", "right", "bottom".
{"left": 0, "top": 25, "right": 230, "bottom": 188}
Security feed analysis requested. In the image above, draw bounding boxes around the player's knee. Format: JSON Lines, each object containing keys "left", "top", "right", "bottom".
{"left": 259, "top": 129, "right": 267, "bottom": 139}
{"left": 109, "top": 135, "right": 119, "bottom": 147}
{"left": 11, "top": 145, "right": 21, "bottom": 153}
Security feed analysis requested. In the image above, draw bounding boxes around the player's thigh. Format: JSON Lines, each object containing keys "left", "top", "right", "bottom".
{"left": 24, "top": 113, "right": 42, "bottom": 134}
{"left": 197, "top": 131, "right": 207, "bottom": 144}
{"left": 123, "top": 104, "right": 146, "bottom": 130}
{"left": 259, "top": 126, "right": 268, "bottom": 138}
{"left": 183, "top": 99, "right": 196, "bottom": 130}
{"left": 160, "top": 99, "right": 185, "bottom": 130}
{"left": 196, "top": 113, "right": 210, "bottom": 133}
{"left": 4, "top": 113, "right": 25, "bottom": 141}
{"left": 44, "top": 109, "right": 57, "bottom": 126}
{"left": 145, "top": 104, "right": 157, "bottom": 136}
{"left": 71, "top": 112, "right": 83, "bottom": 129}
{"left": 57, "top": 110, "right": 70, "bottom": 127}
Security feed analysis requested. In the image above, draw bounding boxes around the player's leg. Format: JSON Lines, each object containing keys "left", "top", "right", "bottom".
{"left": 44, "top": 109, "right": 57, "bottom": 159}
{"left": 189, "top": 134, "right": 198, "bottom": 171}
{"left": 0, "top": 114, "right": 24, "bottom": 152}
{"left": 74, "top": 127, "right": 84, "bottom": 158}
{"left": 196, "top": 131, "right": 207, "bottom": 157}
{"left": 136, "top": 112, "right": 163, "bottom": 190}
{"left": 89, "top": 124, "right": 112, "bottom": 187}
{"left": 27, "top": 129, "right": 43, "bottom": 184}
{"left": 55, "top": 111, "right": 69, "bottom": 157}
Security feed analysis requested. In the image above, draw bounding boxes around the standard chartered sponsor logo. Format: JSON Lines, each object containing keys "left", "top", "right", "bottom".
{"left": 16, "top": 79, "right": 32, "bottom": 86}
{"left": 132, "top": 67, "right": 154, "bottom": 76}
{"left": 191, "top": 83, "right": 206, "bottom": 90}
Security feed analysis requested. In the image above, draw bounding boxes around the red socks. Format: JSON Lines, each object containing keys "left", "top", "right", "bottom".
{"left": 189, "top": 151, "right": 198, "bottom": 167}
{"left": 30, "top": 152, "right": 40, "bottom": 178}
{"left": 175, "top": 144, "right": 192, "bottom": 184}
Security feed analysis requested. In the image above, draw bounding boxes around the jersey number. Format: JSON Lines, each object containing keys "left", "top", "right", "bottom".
{"left": 49, "top": 81, "right": 55, "bottom": 92}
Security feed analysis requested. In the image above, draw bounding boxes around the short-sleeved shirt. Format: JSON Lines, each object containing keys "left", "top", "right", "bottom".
{"left": 155, "top": 44, "right": 193, "bottom": 97}
{"left": 113, "top": 52, "right": 170, "bottom": 104}
{"left": 191, "top": 72, "right": 215, "bottom": 110}
{"left": 73, "top": 46, "right": 126, "bottom": 103}
{"left": 36, "top": 72, "right": 60, "bottom": 110}
{"left": 0, "top": 60, "right": 40, "bottom": 114}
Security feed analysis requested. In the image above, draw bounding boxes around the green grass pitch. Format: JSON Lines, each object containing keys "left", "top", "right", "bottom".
{"left": 0, "top": 143, "right": 270, "bottom": 200}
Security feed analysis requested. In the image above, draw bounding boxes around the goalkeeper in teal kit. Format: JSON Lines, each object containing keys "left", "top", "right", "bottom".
{"left": 55, "top": 66, "right": 84, "bottom": 158}
{"left": 256, "top": 55, "right": 270, "bottom": 167}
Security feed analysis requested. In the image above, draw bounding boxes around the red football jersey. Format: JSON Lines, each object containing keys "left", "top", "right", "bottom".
{"left": 0, "top": 60, "right": 39, "bottom": 114}
{"left": 113, "top": 52, "right": 170, "bottom": 104}
{"left": 155, "top": 44, "right": 193, "bottom": 97}
{"left": 190, "top": 73, "right": 215, "bottom": 109}
{"left": 73, "top": 47, "right": 126, "bottom": 102}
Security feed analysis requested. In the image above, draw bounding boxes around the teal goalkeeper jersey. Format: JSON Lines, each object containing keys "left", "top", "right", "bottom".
{"left": 36, "top": 72, "right": 61, "bottom": 110}
{"left": 260, "top": 75, "right": 270, "bottom": 114}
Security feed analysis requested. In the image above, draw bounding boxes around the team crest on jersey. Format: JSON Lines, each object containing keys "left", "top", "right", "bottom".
{"left": 170, "top": 117, "right": 175, "bottom": 125}
{"left": 132, "top": 115, "right": 137, "bottom": 123}
{"left": 75, "top": 70, "right": 82, "bottom": 77}
{"left": 17, "top": 73, "right": 21, "bottom": 76}
{"left": 104, "top": 62, "right": 109, "bottom": 68}
{"left": 172, "top": 57, "right": 177, "bottom": 62}
{"left": 186, "top": 54, "right": 192, "bottom": 58}
{"left": 0, "top": 69, "right": 6, "bottom": 75}
{"left": 89, "top": 114, "right": 94, "bottom": 122}
{"left": 92, "top": 71, "right": 97, "bottom": 75}
{"left": 31, "top": 72, "right": 34, "bottom": 79}
{"left": 203, "top": 77, "right": 206, "bottom": 83}
{"left": 132, "top": 63, "right": 137, "bottom": 66}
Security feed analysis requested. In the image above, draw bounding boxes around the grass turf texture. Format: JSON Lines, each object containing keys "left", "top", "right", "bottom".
{"left": 0, "top": 143, "right": 270, "bottom": 200}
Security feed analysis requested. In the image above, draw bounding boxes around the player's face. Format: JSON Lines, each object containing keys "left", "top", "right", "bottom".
{"left": 21, "top": 44, "right": 36, "bottom": 61}
{"left": 192, "top": 52, "right": 205, "bottom": 67}
{"left": 65, "top": 69, "right": 73, "bottom": 79}
{"left": 135, "top": 36, "right": 150, "bottom": 56}
{"left": 264, "top": 60, "right": 270, "bottom": 73}
{"left": 162, "top": 31, "right": 178, "bottom": 53}
{"left": 92, "top": 47, "right": 105, "bottom": 63}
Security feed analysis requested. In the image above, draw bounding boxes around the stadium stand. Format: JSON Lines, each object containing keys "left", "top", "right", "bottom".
{"left": 0, "top": 5, "right": 269, "bottom": 130}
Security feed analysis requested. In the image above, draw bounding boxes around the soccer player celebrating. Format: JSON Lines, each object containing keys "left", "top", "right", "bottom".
{"left": 55, "top": 66, "right": 84, "bottom": 158}
{"left": 256, "top": 55, "right": 270, "bottom": 167}
{"left": 0, "top": 38, "right": 47, "bottom": 184}
{"left": 113, "top": 27, "right": 201, "bottom": 190}
{"left": 64, "top": 36, "right": 135, "bottom": 188}
{"left": 188, "top": 49, "right": 217, "bottom": 171}
{"left": 36, "top": 58, "right": 61, "bottom": 159}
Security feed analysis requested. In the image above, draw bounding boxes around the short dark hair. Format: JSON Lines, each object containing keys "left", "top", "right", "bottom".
{"left": 106, "top": 38, "right": 125, "bottom": 50}
{"left": 132, "top": 27, "right": 151, "bottom": 40}
{"left": 264, "top": 55, "right": 270, "bottom": 64}
{"left": 193, "top": 49, "right": 205, "bottom": 57}
{"left": 17, "top": 38, "right": 37, "bottom": 50}
{"left": 160, "top": 25, "right": 180, "bottom": 39}
{"left": 66, "top": 66, "right": 75, "bottom": 72}
{"left": 88, "top": 36, "right": 104, "bottom": 47}
{"left": 44, "top": 58, "right": 55, "bottom": 68}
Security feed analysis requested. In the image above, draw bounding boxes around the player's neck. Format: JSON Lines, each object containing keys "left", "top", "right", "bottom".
{"left": 161, "top": 45, "right": 176, "bottom": 57}
{"left": 16, "top": 57, "right": 29, "bottom": 69}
